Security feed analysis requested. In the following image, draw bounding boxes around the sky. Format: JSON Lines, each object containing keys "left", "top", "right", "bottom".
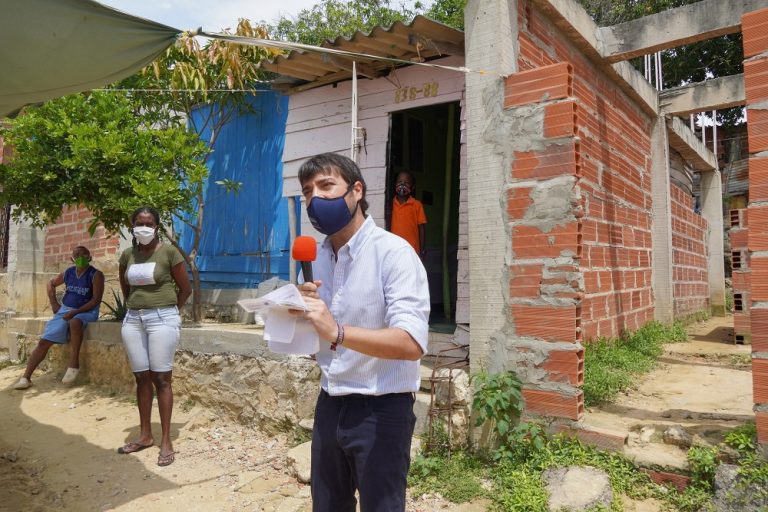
{"left": 97, "top": 0, "right": 322, "bottom": 32}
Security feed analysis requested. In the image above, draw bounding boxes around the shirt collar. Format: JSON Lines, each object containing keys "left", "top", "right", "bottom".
{"left": 321, "top": 215, "right": 375, "bottom": 260}
{"left": 394, "top": 196, "right": 415, "bottom": 206}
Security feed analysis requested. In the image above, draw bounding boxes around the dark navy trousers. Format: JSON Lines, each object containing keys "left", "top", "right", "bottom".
{"left": 310, "top": 389, "right": 417, "bottom": 512}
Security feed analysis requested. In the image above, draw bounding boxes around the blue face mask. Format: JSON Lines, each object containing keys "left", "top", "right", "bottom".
{"left": 307, "top": 187, "right": 358, "bottom": 235}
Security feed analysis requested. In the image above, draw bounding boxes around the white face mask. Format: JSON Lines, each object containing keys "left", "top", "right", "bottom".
{"left": 133, "top": 226, "right": 156, "bottom": 245}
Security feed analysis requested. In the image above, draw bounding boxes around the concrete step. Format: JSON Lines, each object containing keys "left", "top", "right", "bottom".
{"left": 419, "top": 365, "right": 434, "bottom": 392}
{"left": 413, "top": 391, "right": 432, "bottom": 436}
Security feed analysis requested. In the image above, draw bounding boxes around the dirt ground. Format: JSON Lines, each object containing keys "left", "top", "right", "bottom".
{"left": 586, "top": 315, "right": 753, "bottom": 469}
{"left": 0, "top": 315, "right": 753, "bottom": 511}
{"left": 0, "top": 363, "right": 476, "bottom": 512}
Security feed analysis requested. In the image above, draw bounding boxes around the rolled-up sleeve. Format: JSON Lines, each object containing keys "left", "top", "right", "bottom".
{"left": 382, "top": 246, "right": 430, "bottom": 352}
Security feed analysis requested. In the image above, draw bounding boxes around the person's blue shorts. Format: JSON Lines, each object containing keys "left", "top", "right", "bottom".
{"left": 41, "top": 305, "right": 100, "bottom": 344}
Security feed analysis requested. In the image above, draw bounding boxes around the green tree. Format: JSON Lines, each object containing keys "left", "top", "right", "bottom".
{"left": 577, "top": 0, "right": 743, "bottom": 126}
{"left": 0, "top": 90, "right": 209, "bottom": 264}
{"left": 425, "top": 0, "right": 466, "bottom": 30}
{"left": 270, "top": 0, "right": 418, "bottom": 45}
{"left": 112, "top": 19, "right": 280, "bottom": 322}
{"left": 1, "top": 19, "right": 279, "bottom": 323}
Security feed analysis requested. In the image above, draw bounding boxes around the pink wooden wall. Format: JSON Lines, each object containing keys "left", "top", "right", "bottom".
{"left": 282, "top": 56, "right": 470, "bottom": 323}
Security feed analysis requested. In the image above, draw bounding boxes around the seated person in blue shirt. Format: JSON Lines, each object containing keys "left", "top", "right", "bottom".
{"left": 14, "top": 246, "right": 104, "bottom": 389}
{"left": 294, "top": 153, "right": 430, "bottom": 512}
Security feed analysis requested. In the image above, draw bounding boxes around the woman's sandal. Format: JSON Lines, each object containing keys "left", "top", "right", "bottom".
{"left": 157, "top": 451, "right": 175, "bottom": 467}
{"left": 117, "top": 442, "right": 153, "bottom": 454}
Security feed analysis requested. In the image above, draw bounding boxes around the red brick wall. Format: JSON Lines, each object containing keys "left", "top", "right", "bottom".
{"left": 731, "top": 209, "right": 751, "bottom": 343}
{"left": 516, "top": 0, "right": 654, "bottom": 345}
{"left": 743, "top": 7, "right": 768, "bottom": 444}
{"left": 44, "top": 205, "right": 119, "bottom": 271}
{"left": 500, "top": 1, "right": 679, "bottom": 421}
{"left": 670, "top": 183, "right": 709, "bottom": 318}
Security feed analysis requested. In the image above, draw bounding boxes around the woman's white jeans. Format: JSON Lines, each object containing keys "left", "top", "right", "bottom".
{"left": 121, "top": 306, "right": 181, "bottom": 373}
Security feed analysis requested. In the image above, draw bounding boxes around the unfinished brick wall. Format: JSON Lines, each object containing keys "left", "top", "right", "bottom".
{"left": 670, "top": 183, "right": 709, "bottom": 319}
{"left": 499, "top": 0, "right": 671, "bottom": 422}
{"left": 44, "top": 205, "right": 119, "bottom": 271}
{"left": 730, "top": 209, "right": 751, "bottom": 343}
{"left": 743, "top": 7, "right": 768, "bottom": 445}
{"left": 518, "top": 0, "right": 655, "bottom": 343}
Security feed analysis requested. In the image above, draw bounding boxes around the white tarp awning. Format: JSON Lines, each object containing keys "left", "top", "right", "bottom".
{"left": 0, "top": 0, "right": 181, "bottom": 117}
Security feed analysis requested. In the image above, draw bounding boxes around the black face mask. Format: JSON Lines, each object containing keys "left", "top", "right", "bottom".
{"left": 306, "top": 187, "right": 359, "bottom": 235}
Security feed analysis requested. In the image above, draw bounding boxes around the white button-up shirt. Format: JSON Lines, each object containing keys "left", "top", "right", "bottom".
{"left": 312, "top": 216, "right": 430, "bottom": 395}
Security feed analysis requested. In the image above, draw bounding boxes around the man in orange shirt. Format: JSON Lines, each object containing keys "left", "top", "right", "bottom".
{"left": 390, "top": 171, "right": 427, "bottom": 259}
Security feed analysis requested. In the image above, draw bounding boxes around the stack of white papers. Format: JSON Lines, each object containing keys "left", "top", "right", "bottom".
{"left": 237, "top": 284, "right": 319, "bottom": 355}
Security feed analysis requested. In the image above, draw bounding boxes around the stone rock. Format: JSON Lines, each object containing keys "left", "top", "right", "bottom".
{"left": 700, "top": 464, "right": 768, "bottom": 512}
{"left": 298, "top": 419, "right": 314, "bottom": 432}
{"left": 716, "top": 445, "right": 741, "bottom": 464}
{"left": 662, "top": 426, "right": 692, "bottom": 448}
{"left": 287, "top": 441, "right": 312, "bottom": 484}
{"left": 638, "top": 426, "right": 656, "bottom": 444}
{"left": 543, "top": 466, "right": 612, "bottom": 511}
{"left": 433, "top": 368, "right": 471, "bottom": 406}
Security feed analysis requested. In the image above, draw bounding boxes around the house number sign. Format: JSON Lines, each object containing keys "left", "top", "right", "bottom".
{"left": 394, "top": 82, "right": 440, "bottom": 103}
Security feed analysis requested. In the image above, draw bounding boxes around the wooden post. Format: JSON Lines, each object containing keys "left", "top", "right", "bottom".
{"left": 442, "top": 103, "right": 456, "bottom": 321}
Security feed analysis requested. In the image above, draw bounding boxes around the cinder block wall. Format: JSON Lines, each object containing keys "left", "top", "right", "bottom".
{"left": 742, "top": 7, "right": 768, "bottom": 446}
{"left": 670, "top": 183, "right": 709, "bottom": 319}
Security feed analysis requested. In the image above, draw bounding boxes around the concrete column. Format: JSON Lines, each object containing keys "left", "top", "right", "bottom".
{"left": 650, "top": 116, "right": 675, "bottom": 324}
{"left": 6, "top": 214, "right": 48, "bottom": 317}
{"left": 700, "top": 170, "right": 727, "bottom": 315}
{"left": 1, "top": 215, "right": 49, "bottom": 356}
{"left": 465, "top": 0, "right": 518, "bottom": 374}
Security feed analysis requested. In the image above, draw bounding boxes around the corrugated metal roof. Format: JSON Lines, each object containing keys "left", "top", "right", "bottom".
{"left": 262, "top": 15, "right": 464, "bottom": 92}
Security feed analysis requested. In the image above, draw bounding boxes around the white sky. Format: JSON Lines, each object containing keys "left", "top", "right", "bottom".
{"left": 98, "top": 0, "right": 425, "bottom": 33}
{"left": 98, "top": 0, "right": 323, "bottom": 32}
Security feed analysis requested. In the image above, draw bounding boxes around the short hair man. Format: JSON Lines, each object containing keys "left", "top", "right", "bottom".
{"left": 296, "top": 152, "right": 430, "bottom": 512}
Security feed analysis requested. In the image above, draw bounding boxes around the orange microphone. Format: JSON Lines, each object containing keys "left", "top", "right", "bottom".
{"left": 292, "top": 236, "right": 317, "bottom": 283}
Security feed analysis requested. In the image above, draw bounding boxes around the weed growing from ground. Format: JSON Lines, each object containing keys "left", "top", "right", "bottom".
{"left": 583, "top": 321, "right": 687, "bottom": 406}
{"left": 410, "top": 364, "right": 723, "bottom": 512}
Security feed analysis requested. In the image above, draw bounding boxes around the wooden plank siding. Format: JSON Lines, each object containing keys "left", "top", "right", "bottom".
{"left": 282, "top": 56, "right": 469, "bottom": 323}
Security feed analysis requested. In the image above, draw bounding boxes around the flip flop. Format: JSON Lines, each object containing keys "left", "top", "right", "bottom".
{"left": 117, "top": 442, "right": 153, "bottom": 454}
{"left": 157, "top": 451, "right": 175, "bottom": 467}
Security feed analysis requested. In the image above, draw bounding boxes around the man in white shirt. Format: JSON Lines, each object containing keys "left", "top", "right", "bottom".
{"left": 295, "top": 153, "right": 430, "bottom": 512}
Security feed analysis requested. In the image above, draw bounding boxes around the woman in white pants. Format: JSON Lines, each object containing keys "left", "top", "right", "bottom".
{"left": 117, "top": 206, "right": 191, "bottom": 467}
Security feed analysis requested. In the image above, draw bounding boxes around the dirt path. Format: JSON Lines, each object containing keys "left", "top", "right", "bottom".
{"left": 585, "top": 315, "right": 753, "bottom": 469}
{"left": 0, "top": 364, "right": 475, "bottom": 512}
{"left": 0, "top": 364, "right": 315, "bottom": 512}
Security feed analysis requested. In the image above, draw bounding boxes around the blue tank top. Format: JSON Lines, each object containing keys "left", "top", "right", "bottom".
{"left": 62, "top": 266, "right": 98, "bottom": 309}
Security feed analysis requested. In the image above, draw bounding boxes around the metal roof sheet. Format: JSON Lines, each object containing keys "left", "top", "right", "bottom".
{"left": 262, "top": 15, "right": 464, "bottom": 92}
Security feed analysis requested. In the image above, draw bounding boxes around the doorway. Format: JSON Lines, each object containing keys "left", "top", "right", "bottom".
{"left": 387, "top": 102, "right": 461, "bottom": 331}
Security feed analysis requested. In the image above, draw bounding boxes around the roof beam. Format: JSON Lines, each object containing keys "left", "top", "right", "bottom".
{"left": 322, "top": 54, "right": 385, "bottom": 79}
{"left": 407, "top": 33, "right": 464, "bottom": 57}
{"left": 332, "top": 38, "right": 409, "bottom": 59}
{"left": 260, "top": 61, "right": 322, "bottom": 82}
{"left": 660, "top": 74, "right": 746, "bottom": 116}
{"left": 599, "top": 0, "right": 767, "bottom": 63}
{"left": 666, "top": 116, "right": 717, "bottom": 171}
